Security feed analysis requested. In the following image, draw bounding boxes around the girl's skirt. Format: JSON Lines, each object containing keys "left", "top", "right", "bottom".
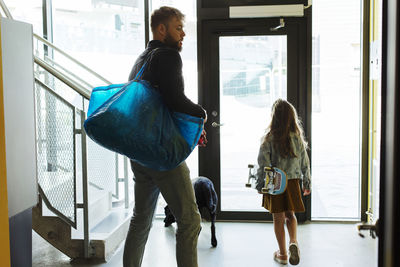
{"left": 262, "top": 178, "right": 305, "bottom": 213}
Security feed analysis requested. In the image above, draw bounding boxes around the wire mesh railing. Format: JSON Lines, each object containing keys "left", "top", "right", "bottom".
{"left": 34, "top": 37, "right": 127, "bottom": 194}
{"left": 34, "top": 53, "right": 124, "bottom": 222}
{"left": 35, "top": 78, "right": 78, "bottom": 228}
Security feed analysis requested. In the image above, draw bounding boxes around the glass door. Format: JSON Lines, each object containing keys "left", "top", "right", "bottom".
{"left": 199, "top": 18, "right": 309, "bottom": 221}
{"left": 219, "top": 35, "right": 287, "bottom": 213}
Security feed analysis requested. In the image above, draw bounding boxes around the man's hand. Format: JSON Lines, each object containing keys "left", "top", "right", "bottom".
{"left": 198, "top": 129, "right": 207, "bottom": 147}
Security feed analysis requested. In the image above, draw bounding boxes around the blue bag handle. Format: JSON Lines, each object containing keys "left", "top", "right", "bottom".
{"left": 133, "top": 48, "right": 159, "bottom": 81}
{"left": 133, "top": 61, "right": 148, "bottom": 81}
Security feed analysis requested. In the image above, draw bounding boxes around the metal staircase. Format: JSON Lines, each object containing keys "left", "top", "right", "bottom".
{"left": 1, "top": 2, "right": 134, "bottom": 262}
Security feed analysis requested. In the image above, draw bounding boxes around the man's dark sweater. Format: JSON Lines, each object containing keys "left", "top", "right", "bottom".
{"left": 128, "top": 40, "right": 206, "bottom": 119}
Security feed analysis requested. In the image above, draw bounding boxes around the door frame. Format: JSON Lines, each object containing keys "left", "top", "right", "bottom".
{"left": 379, "top": 0, "right": 399, "bottom": 266}
{"left": 198, "top": 16, "right": 311, "bottom": 221}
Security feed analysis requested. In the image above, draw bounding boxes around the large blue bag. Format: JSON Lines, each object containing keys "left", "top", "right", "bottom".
{"left": 83, "top": 61, "right": 204, "bottom": 171}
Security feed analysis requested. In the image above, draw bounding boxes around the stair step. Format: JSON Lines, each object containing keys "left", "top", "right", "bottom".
{"left": 34, "top": 176, "right": 134, "bottom": 261}
{"left": 34, "top": 198, "right": 132, "bottom": 261}
{"left": 89, "top": 207, "right": 132, "bottom": 261}
{"left": 71, "top": 186, "right": 112, "bottom": 239}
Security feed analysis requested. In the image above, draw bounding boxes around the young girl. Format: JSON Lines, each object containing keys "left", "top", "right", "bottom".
{"left": 255, "top": 99, "right": 311, "bottom": 265}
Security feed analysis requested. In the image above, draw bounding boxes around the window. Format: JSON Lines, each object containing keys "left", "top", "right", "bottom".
{"left": 3, "top": 0, "right": 43, "bottom": 35}
{"left": 312, "top": 0, "right": 362, "bottom": 220}
{"left": 52, "top": 0, "right": 145, "bottom": 83}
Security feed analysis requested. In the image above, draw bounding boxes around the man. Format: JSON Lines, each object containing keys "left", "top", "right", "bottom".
{"left": 123, "top": 6, "right": 207, "bottom": 267}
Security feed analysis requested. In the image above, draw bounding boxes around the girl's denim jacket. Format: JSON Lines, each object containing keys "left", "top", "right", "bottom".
{"left": 255, "top": 132, "right": 311, "bottom": 192}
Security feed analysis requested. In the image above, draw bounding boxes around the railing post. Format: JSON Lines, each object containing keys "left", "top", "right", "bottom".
{"left": 115, "top": 154, "right": 119, "bottom": 199}
{"left": 124, "top": 156, "right": 129, "bottom": 209}
{"left": 79, "top": 109, "right": 90, "bottom": 258}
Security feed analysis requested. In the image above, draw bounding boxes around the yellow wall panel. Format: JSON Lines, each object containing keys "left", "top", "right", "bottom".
{"left": 0, "top": 19, "right": 11, "bottom": 267}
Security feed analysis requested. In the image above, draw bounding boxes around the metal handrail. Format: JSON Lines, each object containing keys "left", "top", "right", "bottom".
{"left": 34, "top": 33, "right": 112, "bottom": 85}
{"left": 43, "top": 55, "right": 95, "bottom": 89}
{"left": 34, "top": 56, "right": 92, "bottom": 100}
{"left": 0, "top": 0, "right": 13, "bottom": 19}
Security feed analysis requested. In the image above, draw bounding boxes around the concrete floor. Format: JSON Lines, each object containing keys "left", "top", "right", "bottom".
{"left": 32, "top": 219, "right": 378, "bottom": 267}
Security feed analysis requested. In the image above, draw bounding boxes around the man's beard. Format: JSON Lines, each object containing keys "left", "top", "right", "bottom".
{"left": 164, "top": 33, "right": 182, "bottom": 52}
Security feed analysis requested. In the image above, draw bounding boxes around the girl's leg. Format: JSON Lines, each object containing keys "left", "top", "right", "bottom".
{"left": 285, "top": 211, "right": 298, "bottom": 244}
{"left": 272, "top": 212, "right": 287, "bottom": 256}
{"left": 285, "top": 211, "right": 300, "bottom": 265}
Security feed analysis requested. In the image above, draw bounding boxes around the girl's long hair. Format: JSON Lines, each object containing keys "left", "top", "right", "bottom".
{"left": 262, "top": 99, "right": 308, "bottom": 158}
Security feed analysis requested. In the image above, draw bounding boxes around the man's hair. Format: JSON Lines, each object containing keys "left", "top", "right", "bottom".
{"left": 150, "top": 6, "right": 185, "bottom": 33}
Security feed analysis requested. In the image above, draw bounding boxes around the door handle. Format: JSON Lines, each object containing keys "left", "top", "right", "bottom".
{"left": 357, "top": 219, "right": 379, "bottom": 238}
{"left": 211, "top": 122, "right": 224, "bottom": 128}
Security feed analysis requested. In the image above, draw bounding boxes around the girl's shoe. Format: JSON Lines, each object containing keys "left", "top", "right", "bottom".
{"left": 288, "top": 243, "right": 300, "bottom": 265}
{"left": 273, "top": 251, "right": 288, "bottom": 265}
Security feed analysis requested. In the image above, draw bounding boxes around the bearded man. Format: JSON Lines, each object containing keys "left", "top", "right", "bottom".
{"left": 123, "top": 6, "right": 207, "bottom": 267}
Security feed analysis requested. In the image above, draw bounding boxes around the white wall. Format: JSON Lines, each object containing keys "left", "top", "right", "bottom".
{"left": 1, "top": 17, "right": 37, "bottom": 217}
